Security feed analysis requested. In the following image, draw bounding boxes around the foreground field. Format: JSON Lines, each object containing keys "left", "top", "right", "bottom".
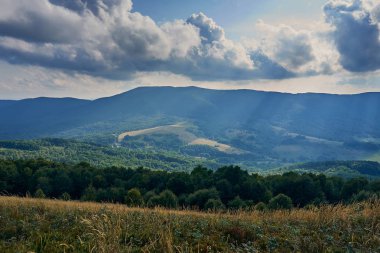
{"left": 0, "top": 197, "right": 379, "bottom": 252}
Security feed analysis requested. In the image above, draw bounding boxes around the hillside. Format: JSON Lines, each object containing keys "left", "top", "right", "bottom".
{"left": 1, "top": 87, "right": 380, "bottom": 167}
{"left": 1, "top": 196, "right": 379, "bottom": 252}
{"left": 0, "top": 139, "right": 219, "bottom": 171}
{"left": 273, "top": 161, "right": 380, "bottom": 179}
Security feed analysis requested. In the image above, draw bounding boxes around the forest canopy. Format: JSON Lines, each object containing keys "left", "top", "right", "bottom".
{"left": 0, "top": 159, "right": 379, "bottom": 210}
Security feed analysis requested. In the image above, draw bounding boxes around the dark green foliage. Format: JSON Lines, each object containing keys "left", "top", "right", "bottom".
{"left": 340, "top": 178, "right": 368, "bottom": 200}
{"left": 0, "top": 138, "right": 219, "bottom": 171}
{"left": 147, "top": 190, "right": 178, "bottom": 208}
{"left": 34, "top": 188, "right": 46, "bottom": 199}
{"left": 81, "top": 185, "right": 97, "bottom": 201}
{"left": 187, "top": 188, "right": 220, "bottom": 209}
{"left": 255, "top": 202, "right": 268, "bottom": 211}
{"left": 269, "top": 194, "right": 293, "bottom": 210}
{"left": 204, "top": 198, "right": 225, "bottom": 211}
{"left": 282, "top": 161, "right": 380, "bottom": 178}
{"left": 227, "top": 196, "right": 246, "bottom": 210}
{"left": 125, "top": 188, "right": 144, "bottom": 207}
{"left": 0, "top": 159, "right": 379, "bottom": 210}
{"left": 60, "top": 192, "right": 71, "bottom": 201}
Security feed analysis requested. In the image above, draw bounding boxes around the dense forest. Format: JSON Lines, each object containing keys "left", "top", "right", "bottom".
{"left": 0, "top": 138, "right": 220, "bottom": 171}
{"left": 1, "top": 159, "right": 379, "bottom": 211}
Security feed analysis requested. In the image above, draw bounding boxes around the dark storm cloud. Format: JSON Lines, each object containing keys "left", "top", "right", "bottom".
{"left": 324, "top": 0, "right": 380, "bottom": 72}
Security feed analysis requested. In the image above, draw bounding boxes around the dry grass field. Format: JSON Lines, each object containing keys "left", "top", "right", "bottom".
{"left": 0, "top": 196, "right": 379, "bottom": 252}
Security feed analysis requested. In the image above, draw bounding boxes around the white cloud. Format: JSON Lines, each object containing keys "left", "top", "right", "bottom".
{"left": 244, "top": 20, "right": 340, "bottom": 75}
{"left": 324, "top": 0, "right": 380, "bottom": 72}
{"left": 0, "top": 0, "right": 379, "bottom": 97}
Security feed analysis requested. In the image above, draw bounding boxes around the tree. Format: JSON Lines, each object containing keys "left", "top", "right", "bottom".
{"left": 125, "top": 188, "right": 144, "bottom": 207}
{"left": 143, "top": 190, "right": 157, "bottom": 203}
{"left": 341, "top": 178, "right": 368, "bottom": 200}
{"left": 268, "top": 194, "right": 293, "bottom": 210}
{"left": 148, "top": 190, "right": 178, "bottom": 208}
{"left": 227, "top": 196, "right": 246, "bottom": 210}
{"left": 81, "top": 185, "right": 97, "bottom": 201}
{"left": 35, "top": 176, "right": 52, "bottom": 196}
{"left": 60, "top": 192, "right": 71, "bottom": 201}
{"left": 255, "top": 202, "right": 268, "bottom": 212}
{"left": 167, "top": 173, "right": 193, "bottom": 195}
{"left": 351, "top": 190, "right": 374, "bottom": 203}
{"left": 240, "top": 179, "right": 271, "bottom": 203}
{"left": 34, "top": 188, "right": 46, "bottom": 199}
{"left": 190, "top": 166, "right": 213, "bottom": 189}
{"left": 215, "top": 179, "right": 234, "bottom": 202}
{"left": 187, "top": 188, "right": 220, "bottom": 209}
{"left": 215, "top": 166, "right": 248, "bottom": 186}
{"left": 204, "top": 198, "right": 225, "bottom": 211}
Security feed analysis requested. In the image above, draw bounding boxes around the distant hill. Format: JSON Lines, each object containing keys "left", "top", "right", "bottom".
{"left": 1, "top": 86, "right": 380, "bottom": 167}
{"left": 273, "top": 161, "right": 380, "bottom": 179}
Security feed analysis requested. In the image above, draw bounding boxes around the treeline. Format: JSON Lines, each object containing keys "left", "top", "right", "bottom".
{"left": 1, "top": 159, "right": 379, "bottom": 210}
{"left": 0, "top": 138, "right": 219, "bottom": 171}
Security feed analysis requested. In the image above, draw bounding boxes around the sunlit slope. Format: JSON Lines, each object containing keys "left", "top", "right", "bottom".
{"left": 0, "top": 86, "right": 379, "bottom": 166}
{"left": 118, "top": 122, "right": 245, "bottom": 154}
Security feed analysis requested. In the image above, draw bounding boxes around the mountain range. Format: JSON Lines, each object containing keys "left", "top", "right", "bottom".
{"left": 1, "top": 86, "right": 380, "bottom": 168}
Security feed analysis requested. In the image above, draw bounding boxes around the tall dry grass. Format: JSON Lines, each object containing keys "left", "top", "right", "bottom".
{"left": 0, "top": 196, "right": 379, "bottom": 252}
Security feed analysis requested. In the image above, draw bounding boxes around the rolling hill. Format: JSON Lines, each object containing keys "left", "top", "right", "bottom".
{"left": 1, "top": 86, "right": 380, "bottom": 168}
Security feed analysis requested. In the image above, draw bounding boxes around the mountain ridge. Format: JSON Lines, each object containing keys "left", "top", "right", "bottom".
{"left": 1, "top": 86, "right": 380, "bottom": 168}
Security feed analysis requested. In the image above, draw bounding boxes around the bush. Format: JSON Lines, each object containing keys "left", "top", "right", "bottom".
{"left": 60, "top": 192, "right": 71, "bottom": 201}
{"left": 255, "top": 202, "right": 268, "bottom": 211}
{"left": 227, "top": 196, "right": 246, "bottom": 210}
{"left": 81, "top": 185, "right": 97, "bottom": 201}
{"left": 351, "top": 190, "right": 374, "bottom": 203}
{"left": 143, "top": 190, "right": 156, "bottom": 203}
{"left": 187, "top": 188, "right": 219, "bottom": 209}
{"left": 34, "top": 188, "right": 46, "bottom": 199}
{"left": 125, "top": 188, "right": 144, "bottom": 207}
{"left": 204, "top": 198, "right": 225, "bottom": 211}
{"left": 268, "top": 194, "right": 293, "bottom": 210}
{"left": 148, "top": 190, "right": 178, "bottom": 208}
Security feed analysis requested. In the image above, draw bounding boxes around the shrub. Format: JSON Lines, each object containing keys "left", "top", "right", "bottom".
{"left": 255, "top": 202, "right": 268, "bottom": 211}
{"left": 351, "top": 190, "right": 373, "bottom": 203}
{"left": 125, "top": 188, "right": 144, "bottom": 207}
{"left": 81, "top": 185, "right": 97, "bottom": 201}
{"left": 268, "top": 194, "right": 293, "bottom": 210}
{"left": 204, "top": 198, "right": 225, "bottom": 211}
{"left": 227, "top": 196, "right": 246, "bottom": 210}
{"left": 60, "top": 192, "right": 71, "bottom": 201}
{"left": 34, "top": 188, "right": 46, "bottom": 199}
{"left": 148, "top": 190, "right": 178, "bottom": 208}
{"left": 187, "top": 188, "right": 219, "bottom": 209}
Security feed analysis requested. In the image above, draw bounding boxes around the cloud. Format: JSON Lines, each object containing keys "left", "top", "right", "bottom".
{"left": 247, "top": 20, "right": 340, "bottom": 75}
{"left": 0, "top": 0, "right": 296, "bottom": 81}
{"left": 0, "top": 0, "right": 85, "bottom": 43}
{"left": 0, "top": 0, "right": 377, "bottom": 83}
{"left": 324, "top": 0, "right": 380, "bottom": 72}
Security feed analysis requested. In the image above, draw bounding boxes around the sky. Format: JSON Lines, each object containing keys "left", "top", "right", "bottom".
{"left": 0, "top": 0, "right": 379, "bottom": 99}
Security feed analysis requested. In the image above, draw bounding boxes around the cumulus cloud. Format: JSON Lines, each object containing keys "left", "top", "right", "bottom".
{"left": 0, "top": 0, "right": 378, "bottom": 82}
{"left": 0, "top": 0, "right": 295, "bottom": 80}
{"left": 0, "top": 0, "right": 86, "bottom": 43}
{"left": 246, "top": 20, "right": 340, "bottom": 76}
{"left": 324, "top": 0, "right": 380, "bottom": 72}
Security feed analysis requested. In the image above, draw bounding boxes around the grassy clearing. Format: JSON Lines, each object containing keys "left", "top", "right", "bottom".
{"left": 0, "top": 196, "right": 379, "bottom": 252}
{"left": 117, "top": 123, "right": 243, "bottom": 155}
